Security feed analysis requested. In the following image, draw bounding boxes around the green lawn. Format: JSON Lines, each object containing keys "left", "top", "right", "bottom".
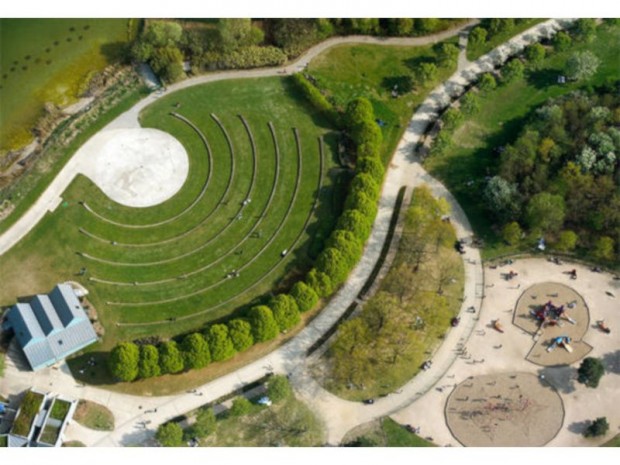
{"left": 425, "top": 23, "right": 620, "bottom": 260}
{"left": 308, "top": 39, "right": 459, "bottom": 165}
{"left": 0, "top": 19, "right": 138, "bottom": 152}
{"left": 466, "top": 19, "right": 546, "bottom": 61}
{"left": 0, "top": 76, "right": 340, "bottom": 349}
{"left": 200, "top": 395, "right": 324, "bottom": 446}
{"left": 602, "top": 434, "right": 620, "bottom": 447}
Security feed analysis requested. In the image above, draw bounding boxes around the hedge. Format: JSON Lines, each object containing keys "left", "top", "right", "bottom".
{"left": 291, "top": 73, "right": 338, "bottom": 124}
{"left": 290, "top": 281, "right": 319, "bottom": 312}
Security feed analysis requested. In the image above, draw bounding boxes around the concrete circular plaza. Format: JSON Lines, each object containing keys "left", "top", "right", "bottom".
{"left": 79, "top": 128, "right": 189, "bottom": 208}
{"left": 446, "top": 372, "right": 564, "bottom": 446}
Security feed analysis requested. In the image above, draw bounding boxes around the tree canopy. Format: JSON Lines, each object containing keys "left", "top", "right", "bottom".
{"left": 108, "top": 342, "right": 139, "bottom": 382}
{"left": 156, "top": 422, "right": 184, "bottom": 447}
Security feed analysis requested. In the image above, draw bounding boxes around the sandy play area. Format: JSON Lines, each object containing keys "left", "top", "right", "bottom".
{"left": 446, "top": 372, "right": 564, "bottom": 446}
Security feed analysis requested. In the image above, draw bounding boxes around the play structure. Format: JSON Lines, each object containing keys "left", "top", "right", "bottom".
{"left": 531, "top": 300, "right": 575, "bottom": 340}
{"left": 546, "top": 335, "right": 573, "bottom": 353}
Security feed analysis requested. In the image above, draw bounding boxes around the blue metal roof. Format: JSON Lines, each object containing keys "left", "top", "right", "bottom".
{"left": 6, "top": 284, "right": 98, "bottom": 371}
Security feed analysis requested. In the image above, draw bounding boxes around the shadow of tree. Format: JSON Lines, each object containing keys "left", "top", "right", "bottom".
{"left": 381, "top": 76, "right": 413, "bottom": 93}
{"left": 601, "top": 350, "right": 620, "bottom": 375}
{"left": 568, "top": 419, "right": 590, "bottom": 435}
{"left": 527, "top": 67, "right": 562, "bottom": 90}
{"left": 537, "top": 365, "right": 577, "bottom": 393}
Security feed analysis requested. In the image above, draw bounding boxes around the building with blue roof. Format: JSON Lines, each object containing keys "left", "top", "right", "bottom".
{"left": 3, "top": 284, "right": 97, "bottom": 371}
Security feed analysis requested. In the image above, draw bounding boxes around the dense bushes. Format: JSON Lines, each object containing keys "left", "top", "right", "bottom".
{"left": 208, "top": 46, "right": 287, "bottom": 70}
{"left": 291, "top": 73, "right": 338, "bottom": 124}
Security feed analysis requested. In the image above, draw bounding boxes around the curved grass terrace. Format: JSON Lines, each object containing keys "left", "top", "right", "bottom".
{"left": 0, "top": 76, "right": 340, "bottom": 346}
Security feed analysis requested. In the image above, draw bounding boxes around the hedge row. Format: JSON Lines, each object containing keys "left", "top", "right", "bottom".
{"left": 290, "top": 73, "right": 339, "bottom": 125}
{"left": 204, "top": 45, "right": 287, "bottom": 70}
{"left": 107, "top": 98, "right": 386, "bottom": 383}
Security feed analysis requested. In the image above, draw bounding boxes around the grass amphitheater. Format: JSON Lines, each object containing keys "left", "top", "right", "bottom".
{"left": 0, "top": 76, "right": 340, "bottom": 348}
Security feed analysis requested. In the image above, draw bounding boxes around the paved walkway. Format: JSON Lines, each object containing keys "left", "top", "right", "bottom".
{"left": 0, "top": 19, "right": 579, "bottom": 447}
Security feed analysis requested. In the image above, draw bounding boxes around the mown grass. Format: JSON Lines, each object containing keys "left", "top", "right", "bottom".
{"left": 466, "top": 19, "right": 546, "bottom": 61}
{"left": 308, "top": 38, "right": 459, "bottom": 165}
{"left": 201, "top": 395, "right": 324, "bottom": 446}
{"left": 602, "top": 434, "right": 620, "bottom": 447}
{"left": 0, "top": 19, "right": 137, "bottom": 152}
{"left": 425, "top": 23, "right": 620, "bottom": 261}
{"left": 73, "top": 400, "right": 114, "bottom": 431}
{"left": 0, "top": 76, "right": 340, "bottom": 351}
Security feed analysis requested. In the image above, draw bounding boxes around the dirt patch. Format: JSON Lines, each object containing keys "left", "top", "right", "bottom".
{"left": 445, "top": 372, "right": 564, "bottom": 446}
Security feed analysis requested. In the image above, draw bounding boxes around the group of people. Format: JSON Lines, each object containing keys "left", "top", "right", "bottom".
{"left": 531, "top": 300, "right": 576, "bottom": 328}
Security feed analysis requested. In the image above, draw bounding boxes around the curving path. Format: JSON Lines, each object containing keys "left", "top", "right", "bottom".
{"left": 0, "top": 20, "right": 581, "bottom": 448}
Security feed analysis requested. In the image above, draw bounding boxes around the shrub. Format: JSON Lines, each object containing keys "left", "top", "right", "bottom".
{"left": 460, "top": 92, "right": 480, "bottom": 115}
{"left": 247, "top": 305, "right": 279, "bottom": 342}
{"left": 584, "top": 417, "right": 609, "bottom": 438}
{"left": 337, "top": 209, "right": 372, "bottom": 241}
{"left": 108, "top": 342, "right": 139, "bottom": 382}
{"left": 349, "top": 172, "right": 380, "bottom": 200}
{"left": 227, "top": 319, "right": 254, "bottom": 352}
{"left": 205, "top": 324, "right": 236, "bottom": 362}
{"left": 501, "top": 59, "right": 525, "bottom": 84}
{"left": 442, "top": 107, "right": 464, "bottom": 131}
{"left": 217, "top": 45, "right": 287, "bottom": 69}
{"left": 577, "top": 357, "right": 605, "bottom": 388}
{"left": 291, "top": 73, "right": 337, "bottom": 123}
{"left": 306, "top": 268, "right": 333, "bottom": 298}
{"left": 138, "top": 344, "right": 161, "bottom": 379}
{"left": 502, "top": 222, "right": 522, "bottom": 246}
{"left": 553, "top": 31, "right": 572, "bottom": 52}
{"left": 593, "top": 236, "right": 615, "bottom": 261}
{"left": 478, "top": 72, "right": 497, "bottom": 92}
{"left": 417, "top": 62, "right": 438, "bottom": 86}
{"left": 356, "top": 156, "right": 384, "bottom": 181}
{"left": 555, "top": 230, "right": 578, "bottom": 252}
{"left": 181, "top": 333, "right": 211, "bottom": 370}
{"left": 345, "top": 190, "right": 378, "bottom": 220}
{"left": 188, "top": 407, "right": 216, "bottom": 439}
{"left": 290, "top": 281, "right": 319, "bottom": 312}
{"left": 469, "top": 27, "right": 488, "bottom": 47}
{"left": 267, "top": 375, "right": 292, "bottom": 403}
{"left": 159, "top": 341, "right": 185, "bottom": 374}
{"left": 156, "top": 422, "right": 184, "bottom": 447}
{"left": 229, "top": 397, "right": 252, "bottom": 417}
{"left": 573, "top": 18, "right": 597, "bottom": 42}
{"left": 315, "top": 247, "right": 350, "bottom": 285}
{"left": 525, "top": 43, "right": 546, "bottom": 67}
{"left": 326, "top": 229, "right": 364, "bottom": 268}
{"left": 270, "top": 294, "right": 301, "bottom": 332}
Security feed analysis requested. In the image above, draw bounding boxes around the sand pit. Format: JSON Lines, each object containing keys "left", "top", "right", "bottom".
{"left": 513, "top": 282, "right": 592, "bottom": 366}
{"left": 445, "top": 372, "right": 564, "bottom": 446}
{"left": 80, "top": 128, "right": 189, "bottom": 207}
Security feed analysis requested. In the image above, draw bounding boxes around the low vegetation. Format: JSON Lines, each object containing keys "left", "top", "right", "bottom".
{"left": 49, "top": 399, "right": 71, "bottom": 421}
{"left": 11, "top": 391, "right": 44, "bottom": 437}
{"left": 324, "top": 186, "right": 464, "bottom": 400}
{"left": 73, "top": 400, "right": 114, "bottom": 431}
{"left": 343, "top": 418, "right": 435, "bottom": 447}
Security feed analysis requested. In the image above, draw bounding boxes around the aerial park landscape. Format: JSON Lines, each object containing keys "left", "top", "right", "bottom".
{"left": 0, "top": 10, "right": 618, "bottom": 452}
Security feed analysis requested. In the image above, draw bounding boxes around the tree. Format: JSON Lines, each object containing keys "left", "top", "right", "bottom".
{"left": 269, "top": 294, "right": 300, "bottom": 332}
{"left": 205, "top": 324, "right": 236, "bottom": 362}
{"left": 143, "top": 21, "right": 183, "bottom": 48}
{"left": 349, "top": 172, "right": 380, "bottom": 200}
{"left": 442, "top": 107, "right": 463, "bottom": 131}
{"left": 150, "top": 46, "right": 185, "bottom": 82}
{"left": 417, "top": 62, "right": 438, "bottom": 86}
{"left": 388, "top": 18, "right": 413, "bottom": 36}
{"left": 584, "top": 417, "right": 609, "bottom": 438}
{"left": 108, "top": 342, "right": 139, "bottom": 382}
{"left": 329, "top": 318, "right": 372, "bottom": 387}
{"left": 483, "top": 176, "right": 520, "bottom": 222}
{"left": 593, "top": 236, "right": 615, "bottom": 261}
{"left": 356, "top": 156, "right": 384, "bottom": 181}
{"left": 138, "top": 344, "right": 160, "bottom": 379}
{"left": 218, "top": 19, "right": 263, "bottom": 52}
{"left": 337, "top": 209, "right": 372, "bottom": 241}
{"left": 468, "top": 27, "right": 487, "bottom": 48}
{"left": 345, "top": 98, "right": 374, "bottom": 129}
{"left": 436, "top": 43, "right": 459, "bottom": 67}
{"left": 229, "top": 397, "right": 252, "bottom": 417}
{"left": 414, "top": 18, "right": 440, "bottom": 34}
{"left": 573, "top": 18, "right": 597, "bottom": 42}
{"left": 478, "top": 72, "right": 497, "bottom": 92}
{"left": 159, "top": 340, "right": 185, "bottom": 374}
{"left": 525, "top": 43, "right": 546, "bottom": 68}
{"left": 460, "top": 92, "right": 480, "bottom": 115}
{"left": 525, "top": 192, "right": 566, "bottom": 233}
{"left": 227, "top": 318, "right": 254, "bottom": 352}
{"left": 290, "top": 281, "right": 318, "bottom": 312}
{"left": 267, "top": 375, "right": 292, "bottom": 403}
{"left": 488, "top": 18, "right": 514, "bottom": 37}
{"left": 577, "top": 357, "right": 605, "bottom": 388}
{"left": 566, "top": 51, "right": 600, "bottom": 81}
{"left": 180, "top": 333, "right": 211, "bottom": 370}
{"left": 501, "top": 59, "right": 525, "bottom": 84}
{"left": 156, "top": 422, "right": 184, "bottom": 447}
{"left": 306, "top": 268, "right": 333, "bottom": 298}
{"left": 316, "top": 247, "right": 351, "bottom": 286}
{"left": 247, "top": 305, "right": 279, "bottom": 342}
{"left": 553, "top": 31, "right": 572, "bottom": 52}
{"left": 188, "top": 408, "right": 216, "bottom": 439}
{"left": 502, "top": 222, "right": 522, "bottom": 245}
{"left": 326, "top": 229, "right": 364, "bottom": 268}
{"left": 555, "top": 230, "right": 578, "bottom": 252}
